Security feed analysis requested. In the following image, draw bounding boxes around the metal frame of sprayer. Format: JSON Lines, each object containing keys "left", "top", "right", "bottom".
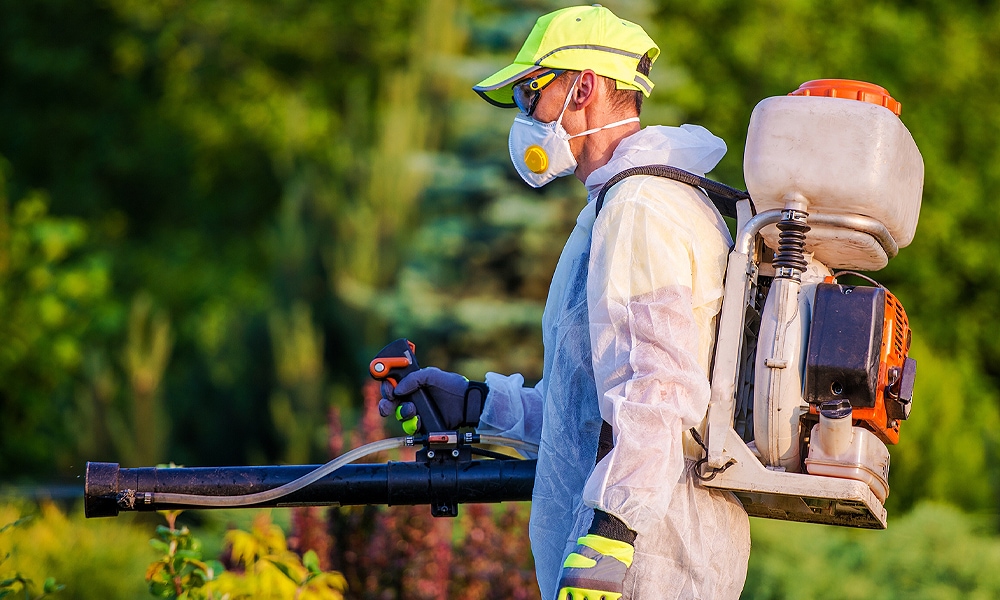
{"left": 698, "top": 199, "right": 910, "bottom": 529}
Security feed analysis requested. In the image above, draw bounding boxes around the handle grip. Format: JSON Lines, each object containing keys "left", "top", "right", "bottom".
{"left": 369, "top": 338, "right": 447, "bottom": 433}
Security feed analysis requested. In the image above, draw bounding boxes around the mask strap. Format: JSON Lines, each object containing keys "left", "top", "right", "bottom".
{"left": 556, "top": 74, "right": 640, "bottom": 139}
{"left": 555, "top": 74, "right": 582, "bottom": 129}
{"left": 567, "top": 116, "right": 640, "bottom": 140}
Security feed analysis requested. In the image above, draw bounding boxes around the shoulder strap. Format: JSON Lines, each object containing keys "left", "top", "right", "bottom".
{"left": 592, "top": 165, "right": 751, "bottom": 466}
{"left": 594, "top": 165, "right": 752, "bottom": 219}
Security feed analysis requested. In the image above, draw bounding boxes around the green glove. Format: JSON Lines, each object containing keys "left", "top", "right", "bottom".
{"left": 557, "top": 511, "right": 636, "bottom": 600}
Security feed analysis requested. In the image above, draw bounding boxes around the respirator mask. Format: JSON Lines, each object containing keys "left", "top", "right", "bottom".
{"left": 508, "top": 73, "right": 639, "bottom": 188}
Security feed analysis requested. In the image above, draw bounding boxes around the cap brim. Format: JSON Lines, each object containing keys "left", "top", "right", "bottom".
{"left": 473, "top": 63, "right": 543, "bottom": 108}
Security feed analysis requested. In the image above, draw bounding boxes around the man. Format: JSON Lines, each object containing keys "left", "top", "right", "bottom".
{"left": 381, "top": 5, "right": 750, "bottom": 599}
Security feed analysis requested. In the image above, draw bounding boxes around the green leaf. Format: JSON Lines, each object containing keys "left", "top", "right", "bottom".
{"left": 176, "top": 562, "right": 197, "bottom": 578}
{"left": 149, "top": 539, "right": 170, "bottom": 554}
{"left": 0, "top": 517, "right": 33, "bottom": 535}
{"left": 148, "top": 580, "right": 172, "bottom": 596}
{"left": 175, "top": 549, "right": 202, "bottom": 561}
{"left": 204, "top": 560, "right": 225, "bottom": 581}
{"left": 42, "top": 577, "right": 64, "bottom": 594}
{"left": 155, "top": 525, "right": 175, "bottom": 538}
{"left": 266, "top": 558, "right": 298, "bottom": 583}
{"left": 302, "top": 550, "right": 321, "bottom": 574}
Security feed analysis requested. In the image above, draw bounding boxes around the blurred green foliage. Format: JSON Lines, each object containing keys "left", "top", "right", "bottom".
{"left": 0, "top": 502, "right": 150, "bottom": 599}
{"left": 1, "top": 0, "right": 1000, "bottom": 595}
{"left": 0, "top": 513, "right": 63, "bottom": 599}
{"left": 0, "top": 162, "right": 117, "bottom": 476}
{"left": 745, "top": 503, "right": 1000, "bottom": 599}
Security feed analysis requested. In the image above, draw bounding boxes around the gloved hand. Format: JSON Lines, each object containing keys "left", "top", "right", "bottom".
{"left": 557, "top": 511, "right": 636, "bottom": 600}
{"left": 378, "top": 367, "right": 488, "bottom": 434}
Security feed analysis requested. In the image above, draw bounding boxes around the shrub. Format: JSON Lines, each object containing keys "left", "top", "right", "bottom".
{"left": 147, "top": 509, "right": 346, "bottom": 600}
{"left": 744, "top": 502, "right": 1000, "bottom": 599}
{"left": 0, "top": 501, "right": 150, "bottom": 600}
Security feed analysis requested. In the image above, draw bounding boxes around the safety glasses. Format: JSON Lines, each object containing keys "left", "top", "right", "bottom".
{"left": 512, "top": 69, "right": 566, "bottom": 116}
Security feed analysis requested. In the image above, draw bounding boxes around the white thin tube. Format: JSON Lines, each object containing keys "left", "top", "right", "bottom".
{"left": 148, "top": 435, "right": 540, "bottom": 507}
{"left": 151, "top": 437, "right": 407, "bottom": 507}
{"left": 479, "top": 434, "right": 539, "bottom": 456}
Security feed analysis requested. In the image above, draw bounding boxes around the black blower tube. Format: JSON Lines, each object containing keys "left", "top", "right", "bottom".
{"left": 84, "top": 459, "right": 536, "bottom": 518}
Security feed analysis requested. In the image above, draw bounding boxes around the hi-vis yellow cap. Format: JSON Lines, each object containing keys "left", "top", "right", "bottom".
{"left": 473, "top": 5, "right": 659, "bottom": 108}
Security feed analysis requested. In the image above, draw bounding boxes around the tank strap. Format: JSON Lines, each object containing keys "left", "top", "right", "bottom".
{"left": 593, "top": 165, "right": 751, "bottom": 219}
{"left": 593, "top": 166, "right": 751, "bottom": 466}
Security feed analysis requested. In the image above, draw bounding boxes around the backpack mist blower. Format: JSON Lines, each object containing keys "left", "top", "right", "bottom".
{"left": 694, "top": 79, "right": 921, "bottom": 528}
{"left": 85, "top": 80, "right": 922, "bottom": 530}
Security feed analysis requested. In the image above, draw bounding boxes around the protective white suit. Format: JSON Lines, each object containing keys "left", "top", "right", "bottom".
{"left": 479, "top": 125, "right": 751, "bottom": 599}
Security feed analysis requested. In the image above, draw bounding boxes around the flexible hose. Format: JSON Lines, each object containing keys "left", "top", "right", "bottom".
{"left": 151, "top": 437, "right": 407, "bottom": 507}
{"left": 479, "top": 434, "right": 539, "bottom": 456}
{"left": 772, "top": 209, "right": 810, "bottom": 275}
{"left": 148, "top": 435, "right": 540, "bottom": 507}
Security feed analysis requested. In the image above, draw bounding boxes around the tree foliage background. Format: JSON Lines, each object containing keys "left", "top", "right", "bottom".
{"left": 2, "top": 0, "right": 1000, "bottom": 597}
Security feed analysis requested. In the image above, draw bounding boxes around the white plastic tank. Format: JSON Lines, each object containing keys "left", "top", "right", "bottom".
{"left": 744, "top": 80, "right": 924, "bottom": 271}
{"left": 806, "top": 401, "right": 891, "bottom": 503}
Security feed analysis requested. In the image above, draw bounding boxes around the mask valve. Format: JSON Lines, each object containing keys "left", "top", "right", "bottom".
{"left": 524, "top": 145, "right": 549, "bottom": 174}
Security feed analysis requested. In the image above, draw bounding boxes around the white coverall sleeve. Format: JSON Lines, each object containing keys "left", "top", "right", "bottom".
{"left": 582, "top": 177, "right": 728, "bottom": 533}
{"left": 478, "top": 373, "right": 544, "bottom": 458}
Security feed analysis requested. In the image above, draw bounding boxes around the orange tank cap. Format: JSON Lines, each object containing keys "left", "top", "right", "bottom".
{"left": 789, "top": 79, "right": 901, "bottom": 116}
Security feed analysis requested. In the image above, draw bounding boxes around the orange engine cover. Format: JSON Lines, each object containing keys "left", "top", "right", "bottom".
{"left": 804, "top": 282, "right": 915, "bottom": 445}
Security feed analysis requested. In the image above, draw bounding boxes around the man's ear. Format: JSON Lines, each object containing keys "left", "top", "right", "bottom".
{"left": 571, "top": 69, "right": 599, "bottom": 110}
